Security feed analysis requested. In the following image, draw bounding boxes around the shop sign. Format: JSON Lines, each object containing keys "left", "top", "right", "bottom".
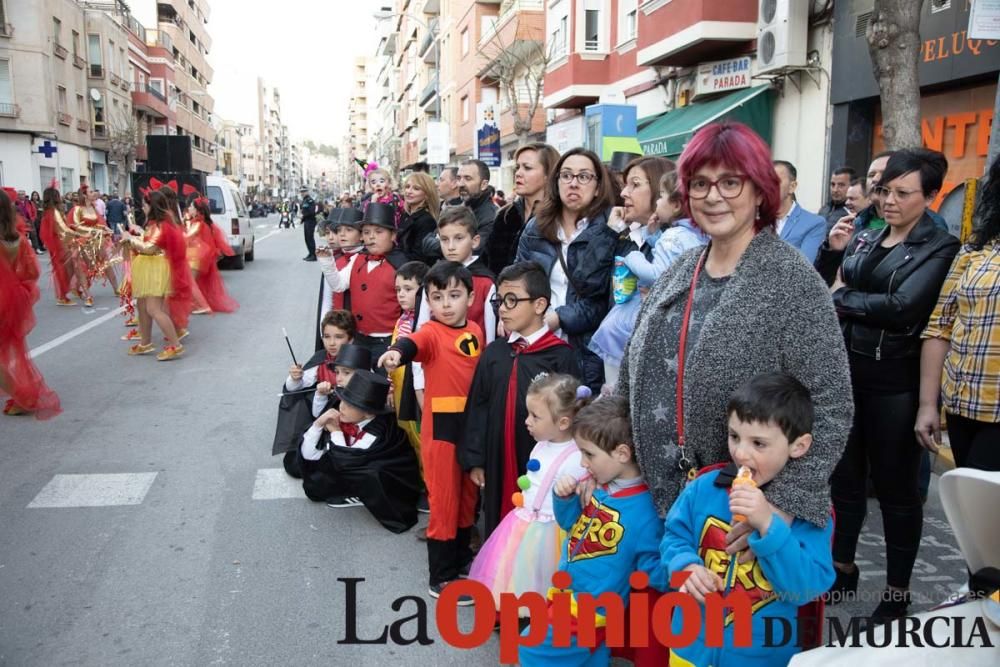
{"left": 694, "top": 57, "right": 752, "bottom": 99}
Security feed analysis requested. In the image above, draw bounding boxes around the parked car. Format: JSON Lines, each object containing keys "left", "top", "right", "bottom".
{"left": 206, "top": 175, "right": 255, "bottom": 269}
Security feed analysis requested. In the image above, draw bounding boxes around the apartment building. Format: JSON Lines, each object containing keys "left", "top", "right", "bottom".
{"left": 125, "top": 12, "right": 176, "bottom": 172}
{"left": 347, "top": 56, "right": 371, "bottom": 167}
{"left": 83, "top": 5, "right": 132, "bottom": 193}
{"left": 130, "top": 0, "right": 216, "bottom": 174}
{"left": 257, "top": 77, "right": 285, "bottom": 198}
{"left": 0, "top": 0, "right": 95, "bottom": 192}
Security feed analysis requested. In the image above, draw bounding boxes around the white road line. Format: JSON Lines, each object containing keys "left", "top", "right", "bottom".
{"left": 252, "top": 468, "right": 304, "bottom": 500}
{"left": 255, "top": 230, "right": 280, "bottom": 243}
{"left": 27, "top": 473, "right": 158, "bottom": 508}
{"left": 30, "top": 305, "right": 127, "bottom": 359}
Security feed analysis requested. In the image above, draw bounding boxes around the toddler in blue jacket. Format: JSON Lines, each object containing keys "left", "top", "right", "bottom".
{"left": 661, "top": 372, "right": 835, "bottom": 666}
{"left": 519, "top": 396, "right": 666, "bottom": 666}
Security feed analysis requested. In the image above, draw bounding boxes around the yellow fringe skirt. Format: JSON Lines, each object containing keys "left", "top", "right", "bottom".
{"left": 131, "top": 255, "right": 171, "bottom": 297}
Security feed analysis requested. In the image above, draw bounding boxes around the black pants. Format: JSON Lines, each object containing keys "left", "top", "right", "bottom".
{"left": 831, "top": 389, "right": 923, "bottom": 589}
{"left": 946, "top": 412, "right": 1000, "bottom": 471}
{"left": 303, "top": 217, "right": 317, "bottom": 256}
{"left": 27, "top": 217, "right": 43, "bottom": 251}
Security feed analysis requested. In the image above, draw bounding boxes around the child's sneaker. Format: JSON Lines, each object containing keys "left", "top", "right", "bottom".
{"left": 428, "top": 582, "right": 474, "bottom": 605}
{"left": 417, "top": 493, "right": 430, "bottom": 513}
{"left": 124, "top": 317, "right": 138, "bottom": 327}
{"left": 165, "top": 329, "right": 190, "bottom": 342}
{"left": 121, "top": 329, "right": 141, "bottom": 341}
{"left": 326, "top": 496, "right": 363, "bottom": 508}
{"left": 128, "top": 343, "right": 155, "bottom": 356}
{"left": 156, "top": 344, "right": 184, "bottom": 361}
{"left": 3, "top": 399, "right": 27, "bottom": 416}
{"left": 55, "top": 297, "right": 75, "bottom": 306}
{"left": 84, "top": 296, "right": 94, "bottom": 307}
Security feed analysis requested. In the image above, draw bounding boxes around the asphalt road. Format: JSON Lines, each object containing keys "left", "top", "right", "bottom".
{"left": 0, "top": 214, "right": 972, "bottom": 665}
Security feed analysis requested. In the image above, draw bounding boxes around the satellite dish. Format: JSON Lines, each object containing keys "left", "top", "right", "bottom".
{"left": 89, "top": 88, "right": 101, "bottom": 102}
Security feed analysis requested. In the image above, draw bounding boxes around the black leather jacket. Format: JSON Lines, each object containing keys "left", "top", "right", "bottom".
{"left": 815, "top": 212, "right": 959, "bottom": 361}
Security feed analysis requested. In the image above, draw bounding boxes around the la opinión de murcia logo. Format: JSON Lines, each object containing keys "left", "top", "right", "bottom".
{"left": 335, "top": 575, "right": 995, "bottom": 662}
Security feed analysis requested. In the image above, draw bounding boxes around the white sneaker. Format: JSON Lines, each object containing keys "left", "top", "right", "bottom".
{"left": 326, "top": 496, "right": 363, "bottom": 508}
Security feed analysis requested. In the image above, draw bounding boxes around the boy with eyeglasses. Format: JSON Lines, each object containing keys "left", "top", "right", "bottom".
{"left": 459, "top": 261, "right": 580, "bottom": 538}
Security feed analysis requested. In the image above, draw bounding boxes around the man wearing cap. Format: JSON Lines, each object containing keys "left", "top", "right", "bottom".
{"left": 300, "top": 185, "right": 320, "bottom": 261}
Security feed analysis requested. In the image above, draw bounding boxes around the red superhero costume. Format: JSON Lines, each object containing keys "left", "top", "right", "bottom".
{"left": 0, "top": 217, "right": 61, "bottom": 418}
{"left": 186, "top": 214, "right": 237, "bottom": 313}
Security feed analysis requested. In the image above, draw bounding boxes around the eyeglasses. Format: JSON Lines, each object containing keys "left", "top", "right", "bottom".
{"left": 490, "top": 293, "right": 536, "bottom": 310}
{"left": 623, "top": 178, "right": 650, "bottom": 191}
{"left": 871, "top": 186, "right": 919, "bottom": 201}
{"left": 558, "top": 171, "right": 597, "bottom": 185}
{"left": 687, "top": 174, "right": 748, "bottom": 200}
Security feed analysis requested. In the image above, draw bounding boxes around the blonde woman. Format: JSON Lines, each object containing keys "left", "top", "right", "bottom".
{"left": 398, "top": 172, "right": 442, "bottom": 264}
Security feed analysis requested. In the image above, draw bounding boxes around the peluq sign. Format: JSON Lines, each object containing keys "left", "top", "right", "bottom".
{"left": 695, "top": 56, "right": 752, "bottom": 100}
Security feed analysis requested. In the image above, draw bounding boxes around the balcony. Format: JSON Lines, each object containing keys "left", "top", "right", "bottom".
{"left": 0, "top": 102, "right": 20, "bottom": 118}
{"left": 77, "top": 118, "right": 88, "bottom": 132}
{"left": 379, "top": 33, "right": 397, "bottom": 58}
{"left": 119, "top": 78, "right": 130, "bottom": 93}
{"left": 57, "top": 112, "right": 72, "bottom": 126}
{"left": 418, "top": 20, "right": 437, "bottom": 59}
{"left": 73, "top": 55, "right": 85, "bottom": 69}
{"left": 53, "top": 43, "right": 68, "bottom": 59}
{"left": 131, "top": 83, "right": 172, "bottom": 119}
{"left": 89, "top": 64, "right": 104, "bottom": 79}
{"left": 0, "top": 23, "right": 13, "bottom": 38}
{"left": 636, "top": 0, "right": 757, "bottom": 67}
{"left": 419, "top": 77, "right": 437, "bottom": 107}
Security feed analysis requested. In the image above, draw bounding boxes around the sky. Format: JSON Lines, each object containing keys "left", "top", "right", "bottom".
{"left": 206, "top": 0, "right": 383, "bottom": 146}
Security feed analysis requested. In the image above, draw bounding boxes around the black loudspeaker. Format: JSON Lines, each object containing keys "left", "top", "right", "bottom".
{"left": 146, "top": 135, "right": 193, "bottom": 172}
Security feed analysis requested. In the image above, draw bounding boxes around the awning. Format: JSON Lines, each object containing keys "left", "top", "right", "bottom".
{"left": 638, "top": 84, "right": 774, "bottom": 158}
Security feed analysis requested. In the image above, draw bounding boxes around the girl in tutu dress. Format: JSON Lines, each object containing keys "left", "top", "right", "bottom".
{"left": 468, "top": 373, "right": 590, "bottom": 606}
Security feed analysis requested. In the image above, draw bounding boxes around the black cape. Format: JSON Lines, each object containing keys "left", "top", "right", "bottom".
{"left": 298, "top": 413, "right": 421, "bottom": 534}
{"left": 459, "top": 336, "right": 580, "bottom": 538}
{"left": 271, "top": 349, "right": 328, "bottom": 456}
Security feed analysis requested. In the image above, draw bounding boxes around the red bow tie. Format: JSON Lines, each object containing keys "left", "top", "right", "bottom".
{"left": 340, "top": 422, "right": 361, "bottom": 444}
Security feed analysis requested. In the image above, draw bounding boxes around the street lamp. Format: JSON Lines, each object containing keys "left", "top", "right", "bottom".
{"left": 373, "top": 11, "right": 441, "bottom": 163}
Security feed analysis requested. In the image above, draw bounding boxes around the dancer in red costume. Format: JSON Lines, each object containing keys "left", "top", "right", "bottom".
{"left": 70, "top": 185, "right": 120, "bottom": 297}
{"left": 0, "top": 189, "right": 61, "bottom": 418}
{"left": 154, "top": 183, "right": 193, "bottom": 337}
{"left": 184, "top": 194, "right": 237, "bottom": 314}
{"left": 37, "top": 186, "right": 92, "bottom": 306}
{"left": 119, "top": 190, "right": 187, "bottom": 361}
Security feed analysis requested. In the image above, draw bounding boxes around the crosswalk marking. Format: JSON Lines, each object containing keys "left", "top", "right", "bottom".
{"left": 251, "top": 468, "right": 304, "bottom": 500}
{"left": 27, "top": 473, "right": 157, "bottom": 508}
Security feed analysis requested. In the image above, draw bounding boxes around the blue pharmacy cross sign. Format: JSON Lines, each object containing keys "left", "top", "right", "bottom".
{"left": 37, "top": 141, "right": 58, "bottom": 158}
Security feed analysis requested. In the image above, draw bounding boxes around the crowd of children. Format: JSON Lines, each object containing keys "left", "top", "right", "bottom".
{"left": 267, "top": 181, "right": 839, "bottom": 665}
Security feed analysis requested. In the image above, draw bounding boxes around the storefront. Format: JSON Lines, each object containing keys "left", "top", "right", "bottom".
{"left": 829, "top": 0, "right": 998, "bottom": 200}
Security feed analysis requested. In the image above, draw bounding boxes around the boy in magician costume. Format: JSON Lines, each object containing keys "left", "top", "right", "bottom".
{"left": 298, "top": 370, "right": 422, "bottom": 534}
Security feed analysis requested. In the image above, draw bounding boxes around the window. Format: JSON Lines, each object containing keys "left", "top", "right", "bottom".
{"left": 619, "top": 0, "right": 637, "bottom": 43}
{"left": 0, "top": 59, "right": 12, "bottom": 106}
{"left": 92, "top": 90, "right": 105, "bottom": 135}
{"left": 584, "top": 9, "right": 600, "bottom": 51}
{"left": 57, "top": 85, "right": 67, "bottom": 111}
{"left": 119, "top": 48, "right": 126, "bottom": 78}
{"left": 71, "top": 30, "right": 80, "bottom": 56}
{"left": 461, "top": 28, "right": 469, "bottom": 55}
{"left": 461, "top": 95, "right": 469, "bottom": 123}
{"left": 149, "top": 78, "right": 163, "bottom": 94}
{"left": 76, "top": 93, "right": 84, "bottom": 117}
{"left": 548, "top": 1, "right": 569, "bottom": 59}
{"left": 88, "top": 34, "right": 101, "bottom": 65}
{"left": 61, "top": 168, "right": 74, "bottom": 194}
{"left": 107, "top": 39, "right": 115, "bottom": 75}
{"left": 52, "top": 17, "right": 61, "bottom": 45}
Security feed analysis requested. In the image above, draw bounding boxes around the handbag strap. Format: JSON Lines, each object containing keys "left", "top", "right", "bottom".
{"left": 675, "top": 249, "right": 707, "bottom": 477}
{"left": 532, "top": 443, "right": 580, "bottom": 513}
{"left": 555, "top": 242, "right": 585, "bottom": 299}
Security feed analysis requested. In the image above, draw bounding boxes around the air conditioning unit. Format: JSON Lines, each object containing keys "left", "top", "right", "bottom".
{"left": 756, "top": 0, "right": 809, "bottom": 74}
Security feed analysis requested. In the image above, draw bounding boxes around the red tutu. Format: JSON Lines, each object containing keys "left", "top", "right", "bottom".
{"left": 157, "top": 219, "right": 194, "bottom": 330}
{"left": 0, "top": 223, "right": 61, "bottom": 419}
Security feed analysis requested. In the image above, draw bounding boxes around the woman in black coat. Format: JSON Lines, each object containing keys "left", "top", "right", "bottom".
{"left": 515, "top": 147, "right": 618, "bottom": 393}
{"left": 816, "top": 148, "right": 959, "bottom": 624}
{"left": 397, "top": 172, "right": 442, "bottom": 265}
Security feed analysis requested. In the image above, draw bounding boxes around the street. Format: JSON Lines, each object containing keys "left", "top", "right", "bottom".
{"left": 0, "top": 215, "right": 971, "bottom": 666}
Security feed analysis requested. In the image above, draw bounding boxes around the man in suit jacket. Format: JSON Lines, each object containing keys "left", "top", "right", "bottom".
{"left": 774, "top": 160, "right": 827, "bottom": 263}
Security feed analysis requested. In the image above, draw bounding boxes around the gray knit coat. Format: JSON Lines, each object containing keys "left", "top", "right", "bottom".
{"left": 619, "top": 231, "right": 853, "bottom": 527}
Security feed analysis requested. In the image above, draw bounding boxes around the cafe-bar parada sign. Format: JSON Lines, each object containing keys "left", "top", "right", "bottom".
{"left": 694, "top": 56, "right": 752, "bottom": 99}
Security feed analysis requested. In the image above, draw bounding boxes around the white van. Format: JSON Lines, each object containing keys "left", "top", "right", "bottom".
{"left": 206, "top": 175, "right": 255, "bottom": 269}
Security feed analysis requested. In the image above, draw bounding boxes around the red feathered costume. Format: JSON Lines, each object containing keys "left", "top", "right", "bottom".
{"left": 156, "top": 219, "right": 194, "bottom": 331}
{"left": 0, "top": 217, "right": 61, "bottom": 418}
{"left": 38, "top": 207, "right": 79, "bottom": 300}
{"left": 186, "top": 214, "right": 237, "bottom": 313}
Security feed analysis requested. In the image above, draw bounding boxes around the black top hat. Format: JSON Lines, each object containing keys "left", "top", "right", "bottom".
{"left": 336, "top": 370, "right": 392, "bottom": 415}
{"left": 331, "top": 343, "right": 372, "bottom": 372}
{"left": 326, "top": 207, "right": 363, "bottom": 229}
{"left": 361, "top": 202, "right": 396, "bottom": 230}
{"left": 609, "top": 151, "right": 643, "bottom": 174}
